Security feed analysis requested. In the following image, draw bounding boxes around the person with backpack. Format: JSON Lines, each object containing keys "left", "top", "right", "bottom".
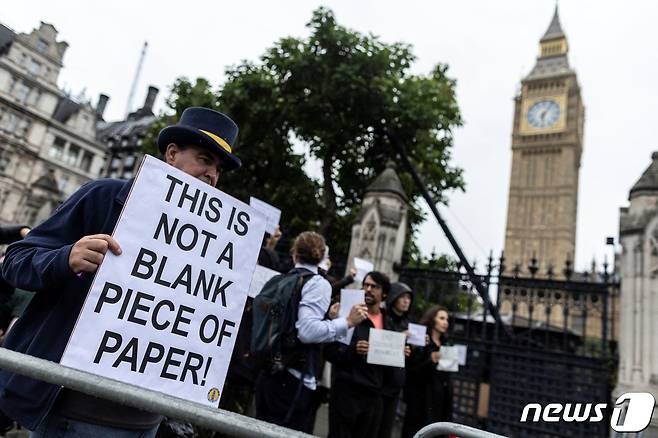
{"left": 325, "top": 271, "right": 391, "bottom": 438}
{"left": 252, "top": 231, "right": 368, "bottom": 433}
{"left": 378, "top": 282, "right": 414, "bottom": 438}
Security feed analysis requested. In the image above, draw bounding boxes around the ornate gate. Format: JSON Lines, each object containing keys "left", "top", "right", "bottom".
{"left": 398, "top": 256, "right": 619, "bottom": 438}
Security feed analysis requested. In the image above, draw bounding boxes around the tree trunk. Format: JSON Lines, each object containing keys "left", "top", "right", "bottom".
{"left": 319, "top": 153, "right": 337, "bottom": 235}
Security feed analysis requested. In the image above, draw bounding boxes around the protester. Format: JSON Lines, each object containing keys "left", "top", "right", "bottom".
{"left": 0, "top": 107, "right": 242, "bottom": 437}
{"left": 378, "top": 282, "right": 414, "bottom": 438}
{"left": 254, "top": 231, "right": 368, "bottom": 433}
{"left": 402, "top": 305, "right": 453, "bottom": 438}
{"left": 325, "top": 271, "right": 391, "bottom": 438}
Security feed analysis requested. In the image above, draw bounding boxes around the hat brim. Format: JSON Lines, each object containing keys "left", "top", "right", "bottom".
{"left": 157, "top": 125, "right": 241, "bottom": 171}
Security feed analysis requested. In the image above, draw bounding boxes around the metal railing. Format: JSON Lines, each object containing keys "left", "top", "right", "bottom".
{"left": 413, "top": 422, "right": 508, "bottom": 438}
{"left": 0, "top": 347, "right": 313, "bottom": 438}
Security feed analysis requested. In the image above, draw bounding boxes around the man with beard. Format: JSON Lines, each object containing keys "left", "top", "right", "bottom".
{"left": 325, "top": 271, "right": 391, "bottom": 438}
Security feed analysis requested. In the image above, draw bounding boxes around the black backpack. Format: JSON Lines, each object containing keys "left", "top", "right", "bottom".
{"left": 251, "top": 268, "right": 315, "bottom": 373}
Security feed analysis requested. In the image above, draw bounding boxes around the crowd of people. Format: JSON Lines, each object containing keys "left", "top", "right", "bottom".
{"left": 0, "top": 107, "right": 456, "bottom": 438}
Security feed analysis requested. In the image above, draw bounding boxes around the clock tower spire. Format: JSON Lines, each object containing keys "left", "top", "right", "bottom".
{"left": 503, "top": 7, "right": 584, "bottom": 275}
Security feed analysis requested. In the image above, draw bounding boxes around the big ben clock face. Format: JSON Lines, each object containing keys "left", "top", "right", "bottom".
{"left": 527, "top": 100, "right": 560, "bottom": 129}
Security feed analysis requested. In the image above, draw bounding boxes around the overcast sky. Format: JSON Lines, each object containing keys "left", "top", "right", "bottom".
{"left": 4, "top": 1, "right": 657, "bottom": 272}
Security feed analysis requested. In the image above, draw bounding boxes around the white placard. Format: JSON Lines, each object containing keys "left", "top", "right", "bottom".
{"left": 249, "top": 197, "right": 281, "bottom": 235}
{"left": 248, "top": 265, "right": 280, "bottom": 298}
{"left": 336, "top": 289, "right": 364, "bottom": 345}
{"left": 437, "top": 345, "right": 459, "bottom": 372}
{"left": 407, "top": 323, "right": 427, "bottom": 347}
{"left": 353, "top": 257, "right": 374, "bottom": 283}
{"left": 367, "top": 328, "right": 406, "bottom": 367}
{"left": 455, "top": 344, "right": 468, "bottom": 366}
{"left": 60, "top": 155, "right": 266, "bottom": 407}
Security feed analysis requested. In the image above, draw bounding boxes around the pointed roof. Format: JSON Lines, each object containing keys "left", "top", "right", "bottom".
{"left": 541, "top": 5, "right": 565, "bottom": 42}
{"left": 365, "top": 161, "right": 408, "bottom": 202}
{"left": 630, "top": 152, "right": 658, "bottom": 199}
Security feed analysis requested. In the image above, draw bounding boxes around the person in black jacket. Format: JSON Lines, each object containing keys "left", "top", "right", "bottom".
{"left": 325, "top": 271, "right": 391, "bottom": 438}
{"left": 378, "top": 282, "right": 414, "bottom": 438}
{"left": 402, "top": 305, "right": 453, "bottom": 438}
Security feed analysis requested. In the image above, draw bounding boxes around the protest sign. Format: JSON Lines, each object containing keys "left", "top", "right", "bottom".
{"left": 60, "top": 155, "right": 266, "bottom": 407}
{"left": 407, "top": 323, "right": 427, "bottom": 347}
{"left": 367, "top": 328, "right": 406, "bottom": 367}
{"left": 248, "top": 265, "right": 280, "bottom": 298}
{"left": 353, "top": 257, "right": 374, "bottom": 283}
{"left": 455, "top": 344, "right": 468, "bottom": 366}
{"left": 249, "top": 197, "right": 281, "bottom": 235}
{"left": 437, "top": 345, "right": 460, "bottom": 372}
{"left": 336, "top": 289, "right": 364, "bottom": 345}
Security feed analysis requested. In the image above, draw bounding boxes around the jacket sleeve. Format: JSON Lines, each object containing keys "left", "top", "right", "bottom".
{"left": 407, "top": 345, "right": 435, "bottom": 373}
{"left": 324, "top": 340, "right": 357, "bottom": 367}
{"left": 1, "top": 183, "right": 97, "bottom": 292}
{"left": 331, "top": 275, "right": 354, "bottom": 296}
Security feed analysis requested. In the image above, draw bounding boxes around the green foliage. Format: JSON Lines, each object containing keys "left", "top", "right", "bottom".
{"left": 144, "top": 7, "right": 464, "bottom": 257}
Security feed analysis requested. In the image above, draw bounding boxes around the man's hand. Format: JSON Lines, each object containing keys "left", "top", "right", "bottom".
{"left": 356, "top": 340, "right": 369, "bottom": 355}
{"left": 430, "top": 351, "right": 441, "bottom": 364}
{"left": 404, "top": 345, "right": 411, "bottom": 357}
{"left": 349, "top": 267, "right": 357, "bottom": 277}
{"left": 19, "top": 227, "right": 30, "bottom": 238}
{"left": 346, "top": 303, "right": 368, "bottom": 328}
{"left": 69, "top": 234, "right": 122, "bottom": 274}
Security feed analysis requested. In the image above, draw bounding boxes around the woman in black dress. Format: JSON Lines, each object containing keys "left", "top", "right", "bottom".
{"left": 401, "top": 305, "right": 453, "bottom": 438}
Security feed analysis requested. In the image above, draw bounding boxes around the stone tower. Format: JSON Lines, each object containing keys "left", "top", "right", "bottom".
{"left": 616, "top": 152, "right": 658, "bottom": 435}
{"left": 346, "top": 162, "right": 408, "bottom": 281}
{"left": 503, "top": 6, "right": 585, "bottom": 274}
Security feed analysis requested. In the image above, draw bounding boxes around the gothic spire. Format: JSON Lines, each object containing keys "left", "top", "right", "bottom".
{"left": 541, "top": 4, "right": 565, "bottom": 42}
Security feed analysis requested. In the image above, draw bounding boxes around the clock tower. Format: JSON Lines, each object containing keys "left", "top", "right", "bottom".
{"left": 503, "top": 6, "right": 584, "bottom": 274}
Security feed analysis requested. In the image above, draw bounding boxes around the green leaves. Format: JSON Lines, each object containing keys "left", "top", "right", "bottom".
{"left": 145, "top": 7, "right": 464, "bottom": 259}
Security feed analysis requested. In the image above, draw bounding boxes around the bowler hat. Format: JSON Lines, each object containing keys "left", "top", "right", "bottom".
{"left": 157, "top": 107, "right": 241, "bottom": 170}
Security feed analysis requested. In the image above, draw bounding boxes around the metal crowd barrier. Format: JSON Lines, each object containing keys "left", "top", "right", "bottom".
{"left": 413, "top": 422, "right": 508, "bottom": 438}
{"left": 0, "top": 347, "right": 313, "bottom": 438}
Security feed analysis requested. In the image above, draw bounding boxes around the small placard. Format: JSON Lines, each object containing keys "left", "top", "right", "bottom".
{"left": 367, "top": 328, "right": 406, "bottom": 367}
{"left": 249, "top": 197, "right": 281, "bottom": 235}
{"left": 336, "top": 289, "right": 364, "bottom": 345}
{"left": 407, "top": 323, "right": 427, "bottom": 347}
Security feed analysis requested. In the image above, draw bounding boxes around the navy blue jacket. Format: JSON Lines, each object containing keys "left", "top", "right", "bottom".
{"left": 0, "top": 178, "right": 132, "bottom": 429}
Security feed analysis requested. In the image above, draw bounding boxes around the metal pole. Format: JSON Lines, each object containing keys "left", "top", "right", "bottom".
{"left": 385, "top": 130, "right": 510, "bottom": 335}
{"left": 413, "top": 422, "right": 508, "bottom": 438}
{"left": 0, "top": 348, "right": 313, "bottom": 438}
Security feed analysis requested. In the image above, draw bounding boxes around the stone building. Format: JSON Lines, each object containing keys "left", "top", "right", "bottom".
{"left": 0, "top": 21, "right": 105, "bottom": 227}
{"left": 97, "top": 86, "right": 158, "bottom": 179}
{"left": 616, "top": 152, "right": 658, "bottom": 436}
{"left": 503, "top": 6, "right": 584, "bottom": 274}
{"left": 345, "top": 162, "right": 408, "bottom": 281}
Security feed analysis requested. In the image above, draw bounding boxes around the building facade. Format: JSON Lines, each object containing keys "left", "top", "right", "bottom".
{"left": 97, "top": 86, "right": 158, "bottom": 179}
{"left": 503, "top": 7, "right": 584, "bottom": 275}
{"left": 0, "top": 22, "right": 105, "bottom": 227}
{"left": 616, "top": 152, "right": 658, "bottom": 437}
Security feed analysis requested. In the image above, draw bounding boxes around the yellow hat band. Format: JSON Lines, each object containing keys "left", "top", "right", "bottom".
{"left": 199, "top": 129, "right": 232, "bottom": 154}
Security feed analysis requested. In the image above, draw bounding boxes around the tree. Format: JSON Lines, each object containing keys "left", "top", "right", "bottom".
{"left": 146, "top": 7, "right": 464, "bottom": 259}
{"left": 143, "top": 77, "right": 321, "bottom": 246}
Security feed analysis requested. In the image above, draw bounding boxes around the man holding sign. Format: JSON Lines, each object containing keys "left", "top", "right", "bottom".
{"left": 325, "top": 271, "right": 392, "bottom": 438}
{"left": 0, "top": 107, "right": 244, "bottom": 437}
